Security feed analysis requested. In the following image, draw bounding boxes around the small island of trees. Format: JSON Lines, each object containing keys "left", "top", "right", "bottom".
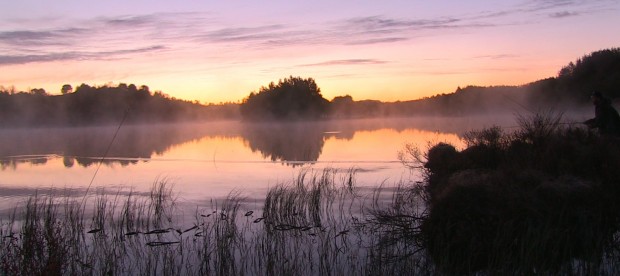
{"left": 240, "top": 76, "right": 330, "bottom": 121}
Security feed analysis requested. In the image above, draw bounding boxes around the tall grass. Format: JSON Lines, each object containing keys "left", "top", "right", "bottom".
{"left": 0, "top": 170, "right": 430, "bottom": 275}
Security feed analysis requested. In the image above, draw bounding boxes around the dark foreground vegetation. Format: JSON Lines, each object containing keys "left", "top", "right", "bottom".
{"left": 407, "top": 111, "right": 620, "bottom": 274}
{"left": 2, "top": 113, "right": 620, "bottom": 275}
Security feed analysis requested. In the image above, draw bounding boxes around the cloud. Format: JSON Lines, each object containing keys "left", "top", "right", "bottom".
{"left": 300, "top": 59, "right": 388, "bottom": 67}
{"left": 338, "top": 15, "right": 492, "bottom": 35}
{"left": 344, "top": 16, "right": 463, "bottom": 31}
{"left": 518, "top": 0, "right": 615, "bottom": 15}
{"left": 0, "top": 45, "right": 165, "bottom": 65}
{"left": 327, "top": 15, "right": 500, "bottom": 47}
{"left": 0, "top": 11, "right": 496, "bottom": 67}
{"left": 519, "top": 0, "right": 576, "bottom": 13}
{"left": 0, "top": 28, "right": 87, "bottom": 46}
{"left": 0, "top": 0, "right": 614, "bottom": 67}
{"left": 549, "top": 11, "right": 580, "bottom": 18}
{"left": 346, "top": 37, "right": 409, "bottom": 45}
{"left": 0, "top": 30, "right": 56, "bottom": 41}
{"left": 203, "top": 25, "right": 287, "bottom": 42}
{"left": 104, "top": 14, "right": 157, "bottom": 27}
{"left": 473, "top": 54, "right": 519, "bottom": 59}
{"left": 461, "top": 0, "right": 612, "bottom": 23}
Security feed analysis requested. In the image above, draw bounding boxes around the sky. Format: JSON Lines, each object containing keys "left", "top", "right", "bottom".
{"left": 0, "top": 0, "right": 619, "bottom": 103}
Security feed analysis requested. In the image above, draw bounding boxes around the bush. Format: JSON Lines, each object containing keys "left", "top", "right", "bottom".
{"left": 418, "top": 112, "right": 620, "bottom": 274}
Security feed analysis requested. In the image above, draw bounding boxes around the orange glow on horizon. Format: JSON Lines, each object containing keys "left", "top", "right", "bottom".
{"left": 0, "top": 54, "right": 564, "bottom": 105}
{"left": 1, "top": 1, "right": 616, "bottom": 104}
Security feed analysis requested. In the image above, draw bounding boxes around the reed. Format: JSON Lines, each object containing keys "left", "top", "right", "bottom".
{"left": 1, "top": 171, "right": 405, "bottom": 275}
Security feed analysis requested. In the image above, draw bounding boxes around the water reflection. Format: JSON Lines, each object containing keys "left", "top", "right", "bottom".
{"left": 0, "top": 117, "right": 515, "bottom": 170}
{"left": 0, "top": 123, "right": 239, "bottom": 169}
{"left": 241, "top": 122, "right": 350, "bottom": 166}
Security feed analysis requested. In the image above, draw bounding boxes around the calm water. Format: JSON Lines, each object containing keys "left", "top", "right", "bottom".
{"left": 0, "top": 116, "right": 533, "bottom": 214}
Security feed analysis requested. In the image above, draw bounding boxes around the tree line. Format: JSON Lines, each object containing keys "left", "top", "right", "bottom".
{"left": 0, "top": 83, "right": 239, "bottom": 127}
{"left": 327, "top": 48, "right": 620, "bottom": 118}
{"left": 2, "top": 48, "right": 618, "bottom": 126}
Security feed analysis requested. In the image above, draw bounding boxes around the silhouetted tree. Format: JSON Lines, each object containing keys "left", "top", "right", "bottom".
{"left": 30, "top": 88, "right": 46, "bottom": 95}
{"left": 528, "top": 47, "right": 620, "bottom": 103}
{"left": 556, "top": 48, "right": 620, "bottom": 101}
{"left": 330, "top": 95, "right": 354, "bottom": 118}
{"left": 61, "top": 84, "right": 73, "bottom": 94}
{"left": 240, "top": 76, "right": 329, "bottom": 121}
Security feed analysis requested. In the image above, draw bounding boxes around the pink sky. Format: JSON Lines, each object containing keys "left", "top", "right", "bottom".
{"left": 1, "top": 0, "right": 619, "bottom": 103}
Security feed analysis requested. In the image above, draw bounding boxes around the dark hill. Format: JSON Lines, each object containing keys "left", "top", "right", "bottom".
{"left": 328, "top": 48, "right": 620, "bottom": 118}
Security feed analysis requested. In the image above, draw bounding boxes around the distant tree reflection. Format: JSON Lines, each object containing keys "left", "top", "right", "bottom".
{"left": 241, "top": 122, "right": 337, "bottom": 166}
{"left": 0, "top": 118, "right": 497, "bottom": 170}
{"left": 0, "top": 124, "right": 219, "bottom": 169}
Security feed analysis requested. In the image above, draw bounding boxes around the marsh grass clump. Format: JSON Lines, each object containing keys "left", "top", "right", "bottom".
{"left": 255, "top": 169, "right": 366, "bottom": 275}
{"left": 415, "top": 111, "right": 620, "bottom": 274}
{"left": 363, "top": 182, "right": 432, "bottom": 275}
{"left": 0, "top": 196, "right": 70, "bottom": 275}
{"left": 2, "top": 169, "right": 427, "bottom": 275}
{"left": 0, "top": 180, "right": 183, "bottom": 275}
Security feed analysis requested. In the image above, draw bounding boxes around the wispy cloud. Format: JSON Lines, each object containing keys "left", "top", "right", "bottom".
{"left": 518, "top": 0, "right": 616, "bottom": 18}
{"left": 0, "top": 45, "right": 165, "bottom": 65}
{"left": 104, "top": 14, "right": 157, "bottom": 27}
{"left": 0, "top": 28, "right": 88, "bottom": 46}
{"left": 202, "top": 25, "right": 287, "bottom": 42}
{"left": 549, "top": 11, "right": 580, "bottom": 18}
{"left": 473, "top": 54, "right": 519, "bottom": 60}
{"left": 343, "top": 16, "right": 463, "bottom": 31}
{"left": 0, "top": 0, "right": 616, "bottom": 66}
{"left": 522, "top": 0, "right": 576, "bottom": 12}
{"left": 461, "top": 0, "right": 614, "bottom": 23}
{"left": 345, "top": 37, "right": 409, "bottom": 45}
{"left": 335, "top": 15, "right": 496, "bottom": 40}
{"left": 300, "top": 59, "right": 388, "bottom": 67}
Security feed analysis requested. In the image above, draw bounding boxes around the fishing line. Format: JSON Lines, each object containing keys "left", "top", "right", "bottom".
{"left": 499, "top": 94, "right": 535, "bottom": 114}
{"left": 80, "top": 106, "right": 131, "bottom": 207}
{"left": 498, "top": 121, "right": 584, "bottom": 130}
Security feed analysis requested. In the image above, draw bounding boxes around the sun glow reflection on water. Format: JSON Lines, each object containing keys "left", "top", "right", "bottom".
{"left": 0, "top": 119, "right": 469, "bottom": 214}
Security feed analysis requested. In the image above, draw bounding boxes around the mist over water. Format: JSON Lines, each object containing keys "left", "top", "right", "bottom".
{"left": 0, "top": 114, "right": 591, "bottom": 214}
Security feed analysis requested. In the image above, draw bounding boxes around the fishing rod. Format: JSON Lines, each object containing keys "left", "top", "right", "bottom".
{"left": 498, "top": 93, "right": 596, "bottom": 128}
{"left": 80, "top": 104, "right": 132, "bottom": 207}
{"left": 501, "top": 94, "right": 537, "bottom": 115}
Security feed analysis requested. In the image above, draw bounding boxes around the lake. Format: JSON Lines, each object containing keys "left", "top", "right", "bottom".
{"left": 5, "top": 114, "right": 615, "bottom": 275}
{"left": 0, "top": 115, "right": 562, "bottom": 214}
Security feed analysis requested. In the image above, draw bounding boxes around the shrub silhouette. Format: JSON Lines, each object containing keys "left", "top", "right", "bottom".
{"left": 419, "top": 112, "right": 620, "bottom": 274}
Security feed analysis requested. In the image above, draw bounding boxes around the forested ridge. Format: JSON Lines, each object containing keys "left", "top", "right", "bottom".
{"left": 328, "top": 48, "right": 620, "bottom": 117}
